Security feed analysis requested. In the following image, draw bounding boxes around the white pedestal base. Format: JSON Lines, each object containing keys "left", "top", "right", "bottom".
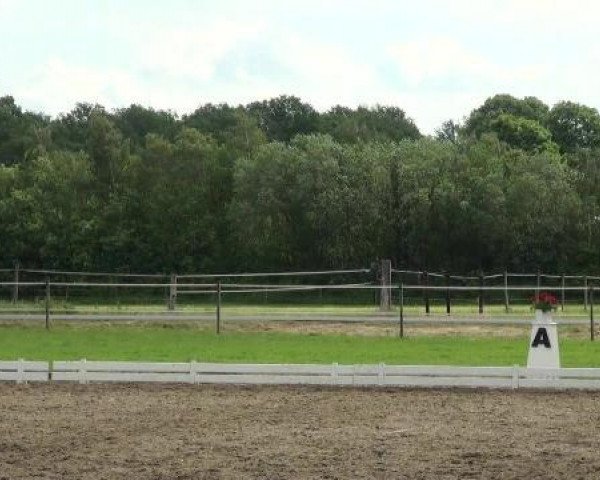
{"left": 527, "top": 310, "right": 560, "bottom": 369}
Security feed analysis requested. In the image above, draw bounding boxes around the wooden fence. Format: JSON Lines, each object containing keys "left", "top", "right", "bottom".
{"left": 5, "top": 360, "right": 600, "bottom": 390}
{"left": 4, "top": 263, "right": 600, "bottom": 313}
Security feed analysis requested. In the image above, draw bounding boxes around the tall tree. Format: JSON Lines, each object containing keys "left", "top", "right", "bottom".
{"left": 246, "top": 95, "right": 319, "bottom": 142}
{"left": 51, "top": 103, "right": 106, "bottom": 152}
{"left": 229, "top": 134, "right": 391, "bottom": 270}
{"left": 183, "top": 105, "right": 266, "bottom": 154}
{"left": 113, "top": 104, "right": 179, "bottom": 149}
{"left": 547, "top": 101, "right": 600, "bottom": 153}
{"left": 435, "top": 119, "right": 460, "bottom": 143}
{"left": 320, "top": 105, "right": 421, "bottom": 144}
{"left": 114, "top": 128, "right": 232, "bottom": 272}
{"left": 464, "top": 94, "right": 549, "bottom": 138}
{"left": 86, "top": 111, "right": 131, "bottom": 194}
{"left": 0, "top": 96, "right": 48, "bottom": 165}
{"left": 489, "top": 114, "right": 556, "bottom": 153}
{"left": 2, "top": 151, "right": 97, "bottom": 268}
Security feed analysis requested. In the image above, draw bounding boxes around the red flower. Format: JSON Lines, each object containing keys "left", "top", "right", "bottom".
{"left": 538, "top": 292, "right": 557, "bottom": 304}
{"left": 531, "top": 291, "right": 558, "bottom": 311}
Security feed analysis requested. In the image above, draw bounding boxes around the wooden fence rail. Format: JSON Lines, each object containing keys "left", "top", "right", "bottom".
{"left": 4, "top": 263, "right": 598, "bottom": 317}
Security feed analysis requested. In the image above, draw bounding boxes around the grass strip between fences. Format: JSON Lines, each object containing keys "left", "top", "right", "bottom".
{"left": 2, "top": 326, "right": 600, "bottom": 366}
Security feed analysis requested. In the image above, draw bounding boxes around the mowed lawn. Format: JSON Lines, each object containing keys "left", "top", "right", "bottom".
{"left": 1, "top": 325, "right": 599, "bottom": 366}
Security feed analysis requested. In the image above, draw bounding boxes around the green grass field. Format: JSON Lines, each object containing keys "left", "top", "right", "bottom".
{"left": 1, "top": 325, "right": 599, "bottom": 366}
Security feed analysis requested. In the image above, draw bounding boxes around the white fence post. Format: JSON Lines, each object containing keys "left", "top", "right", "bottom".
{"left": 378, "top": 363, "right": 386, "bottom": 386}
{"left": 331, "top": 362, "right": 338, "bottom": 385}
{"left": 512, "top": 364, "right": 519, "bottom": 389}
{"left": 17, "top": 358, "right": 24, "bottom": 384}
{"left": 189, "top": 360, "right": 198, "bottom": 384}
{"left": 78, "top": 358, "right": 87, "bottom": 384}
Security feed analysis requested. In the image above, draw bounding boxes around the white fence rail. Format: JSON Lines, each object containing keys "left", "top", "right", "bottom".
{"left": 6, "top": 360, "right": 600, "bottom": 390}
{"left": 0, "top": 359, "right": 49, "bottom": 383}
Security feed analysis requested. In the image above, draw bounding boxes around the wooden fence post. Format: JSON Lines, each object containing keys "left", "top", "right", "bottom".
{"left": 561, "top": 274, "right": 565, "bottom": 312}
{"left": 536, "top": 270, "right": 541, "bottom": 296}
{"left": 45, "top": 278, "right": 50, "bottom": 330}
{"left": 398, "top": 284, "right": 404, "bottom": 339}
{"left": 110, "top": 275, "right": 116, "bottom": 303}
{"left": 590, "top": 286, "right": 595, "bottom": 342}
{"left": 168, "top": 273, "right": 177, "bottom": 311}
{"left": 504, "top": 270, "right": 509, "bottom": 312}
{"left": 445, "top": 273, "right": 451, "bottom": 315}
{"left": 12, "top": 261, "right": 19, "bottom": 303}
{"left": 379, "top": 259, "right": 392, "bottom": 311}
{"left": 478, "top": 272, "right": 484, "bottom": 315}
{"left": 423, "top": 271, "right": 430, "bottom": 315}
{"left": 216, "top": 281, "right": 221, "bottom": 334}
{"left": 584, "top": 275, "right": 588, "bottom": 311}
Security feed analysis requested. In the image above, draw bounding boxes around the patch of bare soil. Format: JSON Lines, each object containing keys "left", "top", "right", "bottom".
{"left": 3, "top": 318, "right": 593, "bottom": 339}
{"left": 1, "top": 384, "right": 600, "bottom": 479}
{"left": 225, "top": 320, "right": 592, "bottom": 339}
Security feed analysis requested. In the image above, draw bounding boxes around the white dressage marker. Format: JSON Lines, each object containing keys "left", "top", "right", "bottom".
{"left": 527, "top": 309, "right": 560, "bottom": 369}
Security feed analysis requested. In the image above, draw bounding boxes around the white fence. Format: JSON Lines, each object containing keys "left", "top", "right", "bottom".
{"left": 0, "top": 359, "right": 49, "bottom": 383}
{"left": 5, "top": 360, "right": 600, "bottom": 390}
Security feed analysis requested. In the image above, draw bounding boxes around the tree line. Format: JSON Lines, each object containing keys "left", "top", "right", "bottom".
{"left": 1, "top": 93, "right": 599, "bottom": 274}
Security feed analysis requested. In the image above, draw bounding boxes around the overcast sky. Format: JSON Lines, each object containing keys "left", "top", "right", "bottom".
{"left": 1, "top": 0, "right": 598, "bottom": 133}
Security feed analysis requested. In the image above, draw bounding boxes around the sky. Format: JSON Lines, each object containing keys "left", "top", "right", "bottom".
{"left": 1, "top": 0, "right": 599, "bottom": 133}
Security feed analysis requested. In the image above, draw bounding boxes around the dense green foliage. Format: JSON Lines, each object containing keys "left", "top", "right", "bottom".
{"left": 1, "top": 93, "right": 600, "bottom": 274}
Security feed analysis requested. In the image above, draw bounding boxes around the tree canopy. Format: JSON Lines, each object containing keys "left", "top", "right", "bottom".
{"left": 0, "top": 94, "right": 599, "bottom": 274}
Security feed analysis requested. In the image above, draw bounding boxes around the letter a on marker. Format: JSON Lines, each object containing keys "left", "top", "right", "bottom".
{"left": 531, "top": 327, "right": 551, "bottom": 348}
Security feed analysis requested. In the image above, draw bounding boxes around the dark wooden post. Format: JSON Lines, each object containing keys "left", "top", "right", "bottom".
{"left": 398, "top": 284, "right": 404, "bottom": 339}
{"left": 12, "top": 261, "right": 19, "bottom": 304}
{"left": 423, "top": 271, "right": 430, "bottom": 315}
{"left": 397, "top": 270, "right": 403, "bottom": 304}
{"left": 560, "top": 274, "right": 565, "bottom": 312}
{"left": 168, "top": 273, "right": 177, "bottom": 311}
{"left": 536, "top": 269, "right": 541, "bottom": 296}
{"left": 478, "top": 272, "right": 484, "bottom": 315}
{"left": 504, "top": 270, "right": 509, "bottom": 312}
{"left": 216, "top": 281, "right": 221, "bottom": 334}
{"left": 584, "top": 275, "right": 588, "bottom": 311}
{"left": 110, "top": 275, "right": 116, "bottom": 301}
{"left": 379, "top": 259, "right": 392, "bottom": 311}
{"left": 45, "top": 278, "right": 50, "bottom": 330}
{"left": 445, "top": 273, "right": 451, "bottom": 315}
{"left": 590, "top": 286, "right": 595, "bottom": 342}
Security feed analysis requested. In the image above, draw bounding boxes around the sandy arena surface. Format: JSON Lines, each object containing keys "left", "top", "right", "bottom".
{"left": 2, "top": 384, "right": 600, "bottom": 479}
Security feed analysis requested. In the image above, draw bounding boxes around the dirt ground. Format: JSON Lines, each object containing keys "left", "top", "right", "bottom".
{"left": 2, "top": 384, "right": 600, "bottom": 479}
{"left": 210, "top": 320, "right": 591, "bottom": 339}
{"left": 15, "top": 318, "right": 591, "bottom": 339}
{"left": 228, "top": 320, "right": 536, "bottom": 337}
